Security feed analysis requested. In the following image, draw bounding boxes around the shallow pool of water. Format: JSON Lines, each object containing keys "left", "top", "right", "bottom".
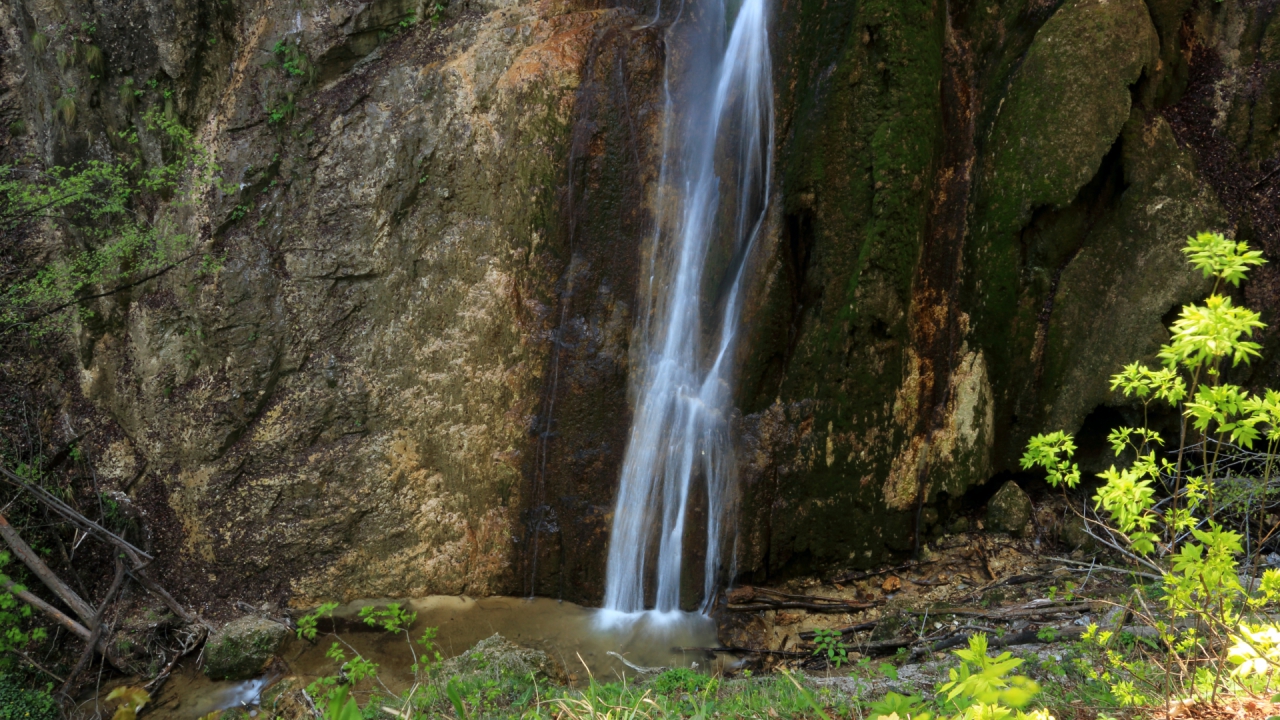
{"left": 130, "top": 596, "right": 722, "bottom": 719}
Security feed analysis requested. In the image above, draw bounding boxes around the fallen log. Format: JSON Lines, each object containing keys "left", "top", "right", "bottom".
{"left": 0, "top": 512, "right": 94, "bottom": 624}
{"left": 727, "top": 600, "right": 877, "bottom": 613}
{"left": 1, "top": 576, "right": 90, "bottom": 641}
{"left": 677, "top": 646, "right": 811, "bottom": 658}
{"left": 903, "top": 601, "right": 1092, "bottom": 620}
{"left": 0, "top": 464, "right": 202, "bottom": 628}
{"left": 748, "top": 586, "right": 870, "bottom": 605}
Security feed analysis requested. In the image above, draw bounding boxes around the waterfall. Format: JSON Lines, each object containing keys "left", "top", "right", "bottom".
{"left": 601, "top": 0, "right": 774, "bottom": 615}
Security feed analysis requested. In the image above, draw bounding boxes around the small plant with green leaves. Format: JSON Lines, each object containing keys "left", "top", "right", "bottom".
{"left": 811, "top": 628, "right": 849, "bottom": 669}
{"left": 271, "top": 39, "right": 310, "bottom": 79}
{"left": 0, "top": 552, "right": 49, "bottom": 673}
{"left": 296, "top": 601, "right": 451, "bottom": 719}
{"left": 863, "top": 634, "right": 1052, "bottom": 720}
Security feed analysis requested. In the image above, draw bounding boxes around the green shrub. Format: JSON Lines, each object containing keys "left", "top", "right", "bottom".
{"left": 1023, "top": 231, "right": 1280, "bottom": 705}
{"left": 649, "top": 667, "right": 713, "bottom": 695}
{"left": 0, "top": 674, "right": 56, "bottom": 720}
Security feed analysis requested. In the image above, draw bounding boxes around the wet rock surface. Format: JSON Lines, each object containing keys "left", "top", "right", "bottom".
{"left": 3, "top": 0, "right": 1280, "bottom": 609}
{"left": 203, "top": 615, "right": 290, "bottom": 681}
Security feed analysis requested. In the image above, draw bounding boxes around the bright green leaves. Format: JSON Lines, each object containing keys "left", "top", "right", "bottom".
{"left": 296, "top": 601, "right": 338, "bottom": 641}
{"left": 359, "top": 602, "right": 416, "bottom": 634}
{"left": 938, "top": 634, "right": 1040, "bottom": 712}
{"left": 1106, "top": 427, "right": 1164, "bottom": 455}
{"left": 1187, "top": 383, "right": 1262, "bottom": 448}
{"left": 323, "top": 686, "right": 363, "bottom": 720}
{"left": 1019, "top": 431, "right": 1081, "bottom": 489}
{"left": 2, "top": 106, "right": 229, "bottom": 333}
{"left": 1095, "top": 462, "right": 1158, "bottom": 555}
{"left": 1227, "top": 623, "right": 1280, "bottom": 679}
{"left": 1243, "top": 389, "right": 1280, "bottom": 444}
{"left": 811, "top": 628, "right": 848, "bottom": 668}
{"left": 1183, "top": 231, "right": 1265, "bottom": 288}
{"left": 870, "top": 692, "right": 931, "bottom": 720}
{"left": 1165, "top": 526, "right": 1245, "bottom": 623}
{"left": 1159, "top": 295, "right": 1264, "bottom": 375}
{"left": 868, "top": 634, "right": 1045, "bottom": 720}
{"left": 1111, "top": 362, "right": 1187, "bottom": 405}
{"left": 0, "top": 551, "right": 42, "bottom": 672}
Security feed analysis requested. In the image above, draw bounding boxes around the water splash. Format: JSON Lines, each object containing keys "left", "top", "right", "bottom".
{"left": 602, "top": 0, "right": 774, "bottom": 614}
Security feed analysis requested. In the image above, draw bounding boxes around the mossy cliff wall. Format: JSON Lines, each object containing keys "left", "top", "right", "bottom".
{"left": 733, "top": 0, "right": 1280, "bottom": 582}
{"left": 4, "top": 0, "right": 1280, "bottom": 607}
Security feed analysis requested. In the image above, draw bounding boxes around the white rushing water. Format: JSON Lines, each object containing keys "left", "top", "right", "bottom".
{"left": 601, "top": 0, "right": 774, "bottom": 616}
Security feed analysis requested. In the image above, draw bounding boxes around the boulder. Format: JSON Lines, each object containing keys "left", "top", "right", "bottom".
{"left": 203, "top": 616, "right": 290, "bottom": 681}
{"left": 986, "top": 482, "right": 1033, "bottom": 537}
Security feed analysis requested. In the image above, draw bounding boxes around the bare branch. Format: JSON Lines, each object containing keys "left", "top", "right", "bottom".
{"left": 1, "top": 576, "right": 90, "bottom": 641}
{"left": 0, "top": 465, "right": 151, "bottom": 563}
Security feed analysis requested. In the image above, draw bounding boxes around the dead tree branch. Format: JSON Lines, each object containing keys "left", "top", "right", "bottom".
{"left": 0, "top": 464, "right": 202, "bottom": 627}
{"left": 60, "top": 557, "right": 125, "bottom": 695}
{"left": 0, "top": 512, "right": 94, "bottom": 624}
{"left": 1, "top": 576, "right": 90, "bottom": 640}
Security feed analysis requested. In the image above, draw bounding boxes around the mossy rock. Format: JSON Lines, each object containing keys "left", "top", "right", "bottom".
{"left": 203, "top": 616, "right": 289, "bottom": 681}
{"left": 985, "top": 481, "right": 1033, "bottom": 537}
{"left": 442, "top": 634, "right": 563, "bottom": 684}
{"left": 981, "top": 0, "right": 1158, "bottom": 233}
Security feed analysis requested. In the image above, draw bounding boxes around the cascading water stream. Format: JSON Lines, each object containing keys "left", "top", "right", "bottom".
{"left": 601, "top": 0, "right": 774, "bottom": 616}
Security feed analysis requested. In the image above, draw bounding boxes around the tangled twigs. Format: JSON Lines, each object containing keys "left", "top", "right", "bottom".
{"left": 1, "top": 575, "right": 90, "bottom": 641}
{"left": 145, "top": 622, "right": 207, "bottom": 693}
{"left": 0, "top": 464, "right": 151, "bottom": 564}
{"left": 0, "top": 511, "right": 94, "bottom": 623}
{"left": 0, "top": 462, "right": 205, "bottom": 629}
{"left": 59, "top": 557, "right": 125, "bottom": 695}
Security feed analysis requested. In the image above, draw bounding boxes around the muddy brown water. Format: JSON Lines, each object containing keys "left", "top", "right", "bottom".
{"left": 89, "top": 596, "right": 723, "bottom": 719}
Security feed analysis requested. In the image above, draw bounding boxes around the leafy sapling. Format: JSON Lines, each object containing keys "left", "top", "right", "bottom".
{"left": 811, "top": 628, "right": 848, "bottom": 669}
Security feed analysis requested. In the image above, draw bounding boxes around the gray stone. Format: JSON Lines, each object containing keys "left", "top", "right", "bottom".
{"left": 203, "top": 616, "right": 290, "bottom": 681}
{"left": 986, "top": 481, "right": 1033, "bottom": 537}
{"left": 1060, "top": 514, "right": 1100, "bottom": 552}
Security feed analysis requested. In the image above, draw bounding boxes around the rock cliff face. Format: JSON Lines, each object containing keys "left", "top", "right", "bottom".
{"left": 3, "top": 0, "right": 1280, "bottom": 607}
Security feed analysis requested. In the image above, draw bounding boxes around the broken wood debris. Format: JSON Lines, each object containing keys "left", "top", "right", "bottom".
{"left": 726, "top": 585, "right": 877, "bottom": 613}
{"left": 830, "top": 559, "right": 939, "bottom": 585}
